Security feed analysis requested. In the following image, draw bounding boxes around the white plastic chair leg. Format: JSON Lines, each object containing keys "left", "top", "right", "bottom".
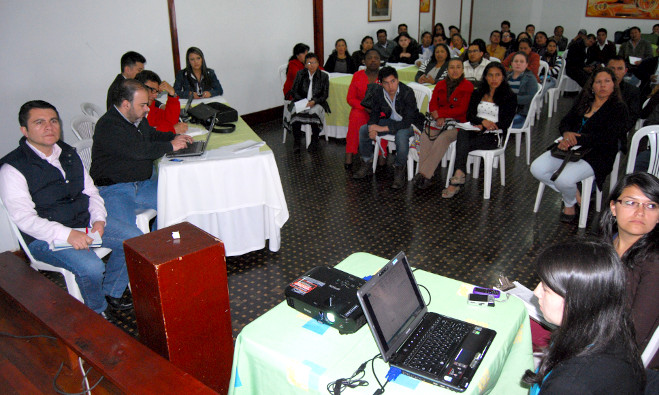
{"left": 499, "top": 154, "right": 506, "bottom": 186}
{"left": 579, "top": 177, "right": 595, "bottom": 229}
{"left": 472, "top": 156, "right": 481, "bottom": 179}
{"left": 372, "top": 136, "right": 381, "bottom": 173}
{"left": 515, "top": 134, "right": 522, "bottom": 157}
{"left": 534, "top": 183, "right": 546, "bottom": 212}
{"left": 445, "top": 145, "right": 457, "bottom": 188}
{"left": 482, "top": 155, "right": 494, "bottom": 199}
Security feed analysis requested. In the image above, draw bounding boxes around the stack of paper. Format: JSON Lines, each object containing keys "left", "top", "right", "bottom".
{"left": 50, "top": 228, "right": 102, "bottom": 251}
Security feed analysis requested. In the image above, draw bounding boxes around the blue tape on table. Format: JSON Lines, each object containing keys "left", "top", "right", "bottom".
{"left": 303, "top": 360, "right": 327, "bottom": 390}
{"left": 302, "top": 318, "right": 330, "bottom": 335}
{"left": 393, "top": 373, "right": 420, "bottom": 389}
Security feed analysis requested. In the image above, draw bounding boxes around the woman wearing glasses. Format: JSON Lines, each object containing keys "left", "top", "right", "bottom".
{"left": 598, "top": 172, "right": 659, "bottom": 369}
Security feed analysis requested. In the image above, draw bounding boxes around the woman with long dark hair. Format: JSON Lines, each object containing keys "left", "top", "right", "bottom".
{"left": 415, "top": 43, "right": 450, "bottom": 84}
{"left": 352, "top": 36, "right": 374, "bottom": 67}
{"left": 523, "top": 241, "right": 646, "bottom": 393}
{"left": 530, "top": 67, "right": 629, "bottom": 222}
{"left": 283, "top": 43, "right": 310, "bottom": 100}
{"left": 174, "top": 47, "right": 223, "bottom": 98}
{"left": 540, "top": 39, "right": 563, "bottom": 92}
{"left": 324, "top": 38, "right": 358, "bottom": 74}
{"left": 599, "top": 172, "right": 659, "bottom": 369}
{"left": 433, "top": 23, "right": 447, "bottom": 41}
{"left": 442, "top": 62, "right": 516, "bottom": 198}
{"left": 389, "top": 32, "right": 418, "bottom": 64}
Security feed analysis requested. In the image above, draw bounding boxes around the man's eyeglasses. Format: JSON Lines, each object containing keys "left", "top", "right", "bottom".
{"left": 616, "top": 200, "right": 659, "bottom": 211}
{"left": 145, "top": 86, "right": 159, "bottom": 94}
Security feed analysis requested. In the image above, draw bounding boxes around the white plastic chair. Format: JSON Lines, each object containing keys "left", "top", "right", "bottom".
{"left": 533, "top": 151, "right": 622, "bottom": 228}
{"left": 626, "top": 125, "right": 659, "bottom": 176}
{"left": 508, "top": 84, "right": 543, "bottom": 165}
{"left": 279, "top": 64, "right": 289, "bottom": 143}
{"left": 642, "top": 325, "right": 659, "bottom": 367}
{"left": 445, "top": 130, "right": 512, "bottom": 199}
{"left": 536, "top": 61, "right": 549, "bottom": 120}
{"left": 0, "top": 198, "right": 111, "bottom": 303}
{"left": 80, "top": 102, "right": 104, "bottom": 120}
{"left": 546, "top": 58, "right": 566, "bottom": 117}
{"left": 71, "top": 139, "right": 155, "bottom": 234}
{"left": 634, "top": 98, "right": 651, "bottom": 131}
{"left": 70, "top": 114, "right": 98, "bottom": 140}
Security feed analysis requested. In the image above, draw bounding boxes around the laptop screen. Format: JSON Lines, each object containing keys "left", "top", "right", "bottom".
{"left": 358, "top": 252, "right": 426, "bottom": 361}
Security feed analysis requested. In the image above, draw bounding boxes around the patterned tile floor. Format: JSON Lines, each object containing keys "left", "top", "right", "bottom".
{"left": 47, "top": 93, "right": 619, "bottom": 340}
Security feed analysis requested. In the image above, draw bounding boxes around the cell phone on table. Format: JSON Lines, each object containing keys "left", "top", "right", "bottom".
{"left": 472, "top": 286, "right": 501, "bottom": 298}
{"left": 467, "top": 293, "right": 495, "bottom": 307}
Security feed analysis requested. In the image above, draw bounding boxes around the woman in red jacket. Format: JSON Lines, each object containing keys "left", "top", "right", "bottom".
{"left": 283, "top": 43, "right": 310, "bottom": 100}
{"left": 345, "top": 49, "right": 386, "bottom": 169}
{"left": 414, "top": 58, "right": 474, "bottom": 189}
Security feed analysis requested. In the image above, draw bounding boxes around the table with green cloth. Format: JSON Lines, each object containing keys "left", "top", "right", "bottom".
{"left": 228, "top": 252, "right": 534, "bottom": 394}
{"left": 156, "top": 116, "right": 289, "bottom": 256}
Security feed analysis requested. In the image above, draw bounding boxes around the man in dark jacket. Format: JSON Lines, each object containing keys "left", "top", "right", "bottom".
{"left": 353, "top": 66, "right": 423, "bottom": 189}
{"left": 587, "top": 28, "right": 616, "bottom": 66}
{"left": 566, "top": 34, "right": 596, "bottom": 87}
{"left": 92, "top": 79, "right": 192, "bottom": 234}
{"left": 106, "top": 51, "right": 146, "bottom": 110}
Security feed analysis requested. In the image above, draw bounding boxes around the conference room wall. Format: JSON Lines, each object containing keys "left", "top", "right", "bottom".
{"left": 470, "top": 0, "right": 658, "bottom": 46}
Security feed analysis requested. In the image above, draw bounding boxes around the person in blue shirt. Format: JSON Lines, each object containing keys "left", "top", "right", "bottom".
{"left": 523, "top": 240, "right": 645, "bottom": 394}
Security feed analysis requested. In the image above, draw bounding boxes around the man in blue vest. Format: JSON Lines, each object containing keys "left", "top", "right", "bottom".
{"left": 0, "top": 100, "right": 142, "bottom": 318}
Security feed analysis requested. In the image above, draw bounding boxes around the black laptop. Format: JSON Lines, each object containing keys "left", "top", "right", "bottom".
{"left": 166, "top": 116, "right": 215, "bottom": 158}
{"left": 356, "top": 252, "right": 496, "bottom": 392}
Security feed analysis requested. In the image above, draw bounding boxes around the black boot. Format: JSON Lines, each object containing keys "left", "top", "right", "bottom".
{"left": 353, "top": 160, "right": 373, "bottom": 179}
{"left": 391, "top": 165, "right": 407, "bottom": 189}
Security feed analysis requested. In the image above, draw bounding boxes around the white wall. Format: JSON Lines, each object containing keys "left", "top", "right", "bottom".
{"left": 471, "top": 0, "right": 657, "bottom": 45}
{"left": 0, "top": 0, "right": 313, "bottom": 158}
{"left": 323, "top": 0, "right": 419, "bottom": 64}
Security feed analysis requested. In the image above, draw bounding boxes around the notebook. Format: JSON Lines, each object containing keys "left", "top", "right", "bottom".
{"left": 356, "top": 252, "right": 496, "bottom": 392}
{"left": 166, "top": 116, "right": 215, "bottom": 158}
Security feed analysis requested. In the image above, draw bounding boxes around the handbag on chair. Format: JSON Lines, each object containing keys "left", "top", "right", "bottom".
{"left": 547, "top": 142, "right": 591, "bottom": 181}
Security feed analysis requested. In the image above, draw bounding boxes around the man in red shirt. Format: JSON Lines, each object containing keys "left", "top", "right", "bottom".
{"left": 135, "top": 70, "right": 188, "bottom": 134}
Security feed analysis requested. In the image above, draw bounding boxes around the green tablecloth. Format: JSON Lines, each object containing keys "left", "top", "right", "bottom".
{"left": 397, "top": 65, "right": 420, "bottom": 82}
{"left": 193, "top": 116, "right": 269, "bottom": 153}
{"left": 228, "top": 252, "right": 533, "bottom": 395}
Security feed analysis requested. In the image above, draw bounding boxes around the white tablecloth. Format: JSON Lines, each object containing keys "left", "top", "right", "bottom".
{"left": 157, "top": 145, "right": 289, "bottom": 256}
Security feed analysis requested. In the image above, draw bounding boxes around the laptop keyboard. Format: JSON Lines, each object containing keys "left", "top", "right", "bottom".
{"left": 404, "top": 316, "right": 472, "bottom": 375}
{"left": 176, "top": 141, "right": 203, "bottom": 155}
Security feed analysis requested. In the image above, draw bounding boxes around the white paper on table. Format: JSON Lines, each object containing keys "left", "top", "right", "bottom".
{"left": 294, "top": 99, "right": 310, "bottom": 113}
{"left": 629, "top": 56, "right": 642, "bottom": 65}
{"left": 203, "top": 140, "right": 266, "bottom": 160}
{"left": 455, "top": 122, "right": 481, "bottom": 131}
{"left": 50, "top": 229, "right": 102, "bottom": 251}
{"left": 185, "top": 125, "right": 209, "bottom": 137}
{"left": 505, "top": 281, "right": 557, "bottom": 330}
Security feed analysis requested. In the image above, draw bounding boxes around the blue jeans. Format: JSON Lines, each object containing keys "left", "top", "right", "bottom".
{"left": 530, "top": 151, "right": 594, "bottom": 207}
{"left": 28, "top": 216, "right": 142, "bottom": 313}
{"left": 358, "top": 124, "right": 413, "bottom": 167}
{"left": 511, "top": 114, "right": 526, "bottom": 129}
{"left": 98, "top": 172, "right": 158, "bottom": 233}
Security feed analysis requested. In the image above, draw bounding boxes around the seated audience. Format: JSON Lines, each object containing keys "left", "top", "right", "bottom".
{"left": 507, "top": 52, "right": 539, "bottom": 128}
{"left": 414, "top": 59, "right": 474, "bottom": 190}
{"left": 532, "top": 31, "right": 548, "bottom": 57}
{"left": 550, "top": 25, "right": 568, "bottom": 51}
{"left": 500, "top": 20, "right": 515, "bottom": 41}
{"left": 135, "top": 70, "right": 188, "bottom": 134}
{"left": 634, "top": 46, "right": 659, "bottom": 97}
{"left": 523, "top": 241, "right": 646, "bottom": 394}
{"left": 565, "top": 33, "right": 596, "bottom": 87}
{"left": 530, "top": 68, "right": 628, "bottom": 222}
{"left": 352, "top": 36, "right": 374, "bottom": 67}
{"left": 500, "top": 31, "right": 514, "bottom": 55}
{"left": 618, "top": 26, "right": 654, "bottom": 67}
{"left": 570, "top": 28, "right": 588, "bottom": 46}
{"left": 287, "top": 52, "right": 330, "bottom": 152}
{"left": 325, "top": 38, "right": 358, "bottom": 74}
{"left": 588, "top": 28, "right": 616, "bottom": 66}
{"left": 374, "top": 29, "right": 396, "bottom": 62}
{"left": 525, "top": 24, "right": 536, "bottom": 39}
{"left": 433, "top": 23, "right": 447, "bottom": 42}
{"left": 598, "top": 172, "right": 659, "bottom": 369}
{"left": 432, "top": 33, "right": 446, "bottom": 47}
{"left": 393, "top": 23, "right": 417, "bottom": 47}
{"left": 608, "top": 56, "right": 641, "bottom": 132}
{"left": 353, "top": 67, "right": 424, "bottom": 190}
{"left": 106, "top": 51, "right": 145, "bottom": 110}
{"left": 416, "top": 43, "right": 450, "bottom": 84}
{"left": 389, "top": 32, "right": 419, "bottom": 64}
{"left": 448, "top": 25, "right": 460, "bottom": 38}
{"left": 463, "top": 41, "right": 491, "bottom": 83}
{"left": 91, "top": 79, "right": 193, "bottom": 232}
{"left": 504, "top": 32, "right": 531, "bottom": 59}
{"left": 0, "top": 100, "right": 142, "bottom": 317}
{"left": 503, "top": 38, "right": 541, "bottom": 81}
{"left": 283, "top": 43, "right": 309, "bottom": 100}
{"left": 418, "top": 32, "right": 434, "bottom": 63}
{"left": 442, "top": 62, "right": 516, "bottom": 198}
{"left": 449, "top": 33, "right": 466, "bottom": 58}
{"left": 345, "top": 49, "right": 384, "bottom": 169}
{"left": 540, "top": 39, "right": 563, "bottom": 91}
{"left": 174, "top": 47, "right": 223, "bottom": 99}
{"left": 486, "top": 30, "right": 506, "bottom": 61}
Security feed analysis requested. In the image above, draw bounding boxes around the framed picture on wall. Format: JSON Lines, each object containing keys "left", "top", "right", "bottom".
{"left": 369, "top": 0, "right": 392, "bottom": 21}
{"left": 585, "top": 0, "right": 659, "bottom": 19}
{"left": 420, "top": 0, "right": 430, "bottom": 13}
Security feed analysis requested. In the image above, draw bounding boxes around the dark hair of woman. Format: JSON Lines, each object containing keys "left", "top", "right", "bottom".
{"left": 434, "top": 22, "right": 446, "bottom": 38}
{"left": 598, "top": 172, "right": 659, "bottom": 270}
{"left": 434, "top": 43, "right": 450, "bottom": 63}
{"left": 331, "top": 38, "right": 349, "bottom": 56}
{"left": 289, "top": 43, "right": 310, "bottom": 61}
{"left": 476, "top": 62, "right": 514, "bottom": 104}
{"left": 183, "top": 47, "right": 214, "bottom": 91}
{"left": 543, "top": 39, "right": 558, "bottom": 65}
{"left": 360, "top": 36, "right": 374, "bottom": 51}
{"left": 574, "top": 66, "right": 622, "bottom": 114}
{"left": 512, "top": 51, "right": 529, "bottom": 62}
{"left": 521, "top": 241, "right": 645, "bottom": 386}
